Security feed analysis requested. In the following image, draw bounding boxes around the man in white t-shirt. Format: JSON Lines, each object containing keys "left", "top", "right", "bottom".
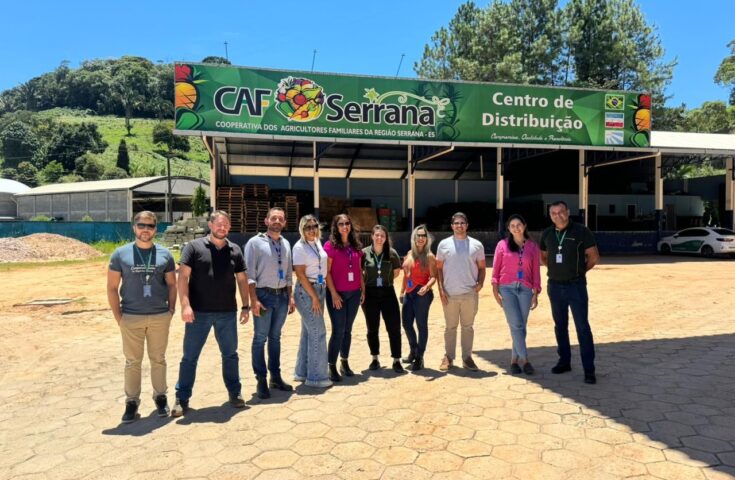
{"left": 436, "top": 212, "right": 486, "bottom": 371}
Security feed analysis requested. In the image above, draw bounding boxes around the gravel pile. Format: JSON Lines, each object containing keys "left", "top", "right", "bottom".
{"left": 0, "top": 234, "right": 103, "bottom": 263}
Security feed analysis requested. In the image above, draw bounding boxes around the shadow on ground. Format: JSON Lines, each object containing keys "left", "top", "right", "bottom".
{"left": 477, "top": 333, "right": 735, "bottom": 475}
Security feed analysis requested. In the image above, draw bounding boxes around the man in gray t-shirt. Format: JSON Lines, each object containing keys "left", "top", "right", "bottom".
{"left": 436, "top": 212, "right": 486, "bottom": 372}
{"left": 107, "top": 211, "right": 176, "bottom": 424}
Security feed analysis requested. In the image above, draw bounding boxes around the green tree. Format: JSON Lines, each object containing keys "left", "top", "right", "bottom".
{"left": 715, "top": 39, "right": 735, "bottom": 105}
{"left": 153, "top": 122, "right": 190, "bottom": 152}
{"left": 0, "top": 121, "right": 41, "bottom": 169}
{"left": 102, "top": 166, "right": 129, "bottom": 179}
{"left": 685, "top": 101, "right": 734, "bottom": 133}
{"left": 565, "top": 0, "right": 674, "bottom": 95}
{"left": 201, "top": 56, "right": 231, "bottom": 65}
{"left": 117, "top": 138, "right": 130, "bottom": 173}
{"left": 74, "top": 153, "right": 105, "bottom": 181}
{"left": 15, "top": 161, "right": 39, "bottom": 187}
{"left": 46, "top": 122, "right": 108, "bottom": 171}
{"left": 38, "top": 160, "right": 66, "bottom": 184}
{"left": 111, "top": 56, "right": 154, "bottom": 135}
{"left": 191, "top": 185, "right": 208, "bottom": 217}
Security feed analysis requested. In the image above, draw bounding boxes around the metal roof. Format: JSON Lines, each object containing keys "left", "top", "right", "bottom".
{"left": 15, "top": 176, "right": 209, "bottom": 197}
{"left": 0, "top": 178, "right": 31, "bottom": 194}
{"left": 651, "top": 131, "right": 735, "bottom": 155}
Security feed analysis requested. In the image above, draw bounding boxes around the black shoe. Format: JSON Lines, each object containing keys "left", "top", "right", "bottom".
{"left": 402, "top": 351, "right": 416, "bottom": 364}
{"left": 329, "top": 363, "right": 342, "bottom": 382}
{"left": 154, "top": 395, "right": 170, "bottom": 417}
{"left": 584, "top": 372, "right": 597, "bottom": 384}
{"left": 551, "top": 363, "right": 572, "bottom": 374}
{"left": 393, "top": 360, "right": 406, "bottom": 374}
{"left": 171, "top": 398, "right": 188, "bottom": 417}
{"left": 256, "top": 376, "right": 271, "bottom": 399}
{"left": 121, "top": 401, "right": 138, "bottom": 424}
{"left": 229, "top": 392, "right": 246, "bottom": 408}
{"left": 523, "top": 363, "right": 535, "bottom": 375}
{"left": 510, "top": 363, "right": 522, "bottom": 374}
{"left": 340, "top": 359, "right": 355, "bottom": 377}
{"left": 409, "top": 355, "right": 424, "bottom": 372}
{"left": 269, "top": 374, "right": 294, "bottom": 392}
{"left": 368, "top": 359, "right": 381, "bottom": 371}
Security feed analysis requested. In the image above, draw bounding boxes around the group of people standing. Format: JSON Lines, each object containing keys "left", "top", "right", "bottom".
{"left": 108, "top": 200, "right": 599, "bottom": 424}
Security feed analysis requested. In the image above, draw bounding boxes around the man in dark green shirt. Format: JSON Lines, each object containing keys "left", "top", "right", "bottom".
{"left": 539, "top": 201, "right": 600, "bottom": 384}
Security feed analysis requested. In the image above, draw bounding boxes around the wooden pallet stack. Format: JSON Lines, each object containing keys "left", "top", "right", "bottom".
{"left": 216, "top": 186, "right": 245, "bottom": 232}
{"left": 241, "top": 184, "right": 271, "bottom": 232}
{"left": 272, "top": 194, "right": 299, "bottom": 231}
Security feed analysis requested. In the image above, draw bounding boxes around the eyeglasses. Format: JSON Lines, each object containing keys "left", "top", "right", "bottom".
{"left": 305, "top": 224, "right": 319, "bottom": 231}
{"left": 416, "top": 234, "right": 428, "bottom": 238}
{"left": 135, "top": 223, "right": 156, "bottom": 230}
{"left": 337, "top": 222, "right": 351, "bottom": 227}
{"left": 452, "top": 222, "right": 467, "bottom": 226}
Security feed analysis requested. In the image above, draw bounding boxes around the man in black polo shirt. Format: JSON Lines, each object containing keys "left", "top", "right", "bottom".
{"left": 539, "top": 200, "right": 600, "bottom": 384}
{"left": 171, "top": 210, "right": 251, "bottom": 416}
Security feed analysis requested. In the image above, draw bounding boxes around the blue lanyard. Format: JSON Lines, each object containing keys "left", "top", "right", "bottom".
{"left": 371, "top": 249, "right": 385, "bottom": 274}
{"left": 134, "top": 245, "right": 154, "bottom": 284}
{"left": 305, "top": 240, "right": 322, "bottom": 274}
{"left": 267, "top": 234, "right": 282, "bottom": 268}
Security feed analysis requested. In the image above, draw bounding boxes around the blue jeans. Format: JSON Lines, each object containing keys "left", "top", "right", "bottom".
{"left": 176, "top": 311, "right": 240, "bottom": 401}
{"left": 326, "top": 289, "right": 361, "bottom": 364}
{"left": 294, "top": 283, "right": 329, "bottom": 382}
{"left": 401, "top": 289, "right": 434, "bottom": 357}
{"left": 498, "top": 283, "right": 534, "bottom": 361}
{"left": 547, "top": 278, "right": 596, "bottom": 373}
{"left": 252, "top": 288, "right": 290, "bottom": 378}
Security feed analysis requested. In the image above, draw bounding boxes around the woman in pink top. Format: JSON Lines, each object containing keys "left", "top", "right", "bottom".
{"left": 491, "top": 214, "right": 541, "bottom": 375}
{"left": 324, "top": 213, "right": 364, "bottom": 382}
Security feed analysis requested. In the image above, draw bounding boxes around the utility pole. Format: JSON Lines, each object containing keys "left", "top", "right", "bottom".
{"left": 311, "top": 49, "right": 317, "bottom": 72}
{"left": 224, "top": 41, "right": 229, "bottom": 61}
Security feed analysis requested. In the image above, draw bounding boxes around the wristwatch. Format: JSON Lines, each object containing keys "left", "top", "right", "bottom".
{"left": 241, "top": 305, "right": 250, "bottom": 311}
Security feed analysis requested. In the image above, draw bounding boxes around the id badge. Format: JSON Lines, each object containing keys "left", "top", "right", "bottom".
{"left": 517, "top": 271, "right": 523, "bottom": 280}
{"left": 317, "top": 274, "right": 324, "bottom": 285}
{"left": 376, "top": 277, "right": 383, "bottom": 287}
{"left": 555, "top": 253, "right": 563, "bottom": 263}
{"left": 278, "top": 269, "right": 284, "bottom": 280}
{"left": 407, "top": 279, "right": 413, "bottom": 289}
{"left": 348, "top": 271, "right": 354, "bottom": 282}
{"left": 143, "top": 284, "right": 152, "bottom": 297}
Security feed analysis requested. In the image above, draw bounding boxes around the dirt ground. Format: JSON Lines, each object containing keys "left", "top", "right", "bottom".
{"left": 1, "top": 255, "right": 734, "bottom": 479}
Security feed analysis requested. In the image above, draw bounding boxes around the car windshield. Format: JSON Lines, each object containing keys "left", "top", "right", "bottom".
{"left": 713, "top": 228, "right": 735, "bottom": 235}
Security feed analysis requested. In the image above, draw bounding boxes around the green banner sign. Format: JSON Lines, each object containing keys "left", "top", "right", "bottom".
{"left": 174, "top": 63, "right": 651, "bottom": 148}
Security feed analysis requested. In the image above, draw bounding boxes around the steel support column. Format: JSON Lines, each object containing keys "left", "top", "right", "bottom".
{"left": 725, "top": 157, "right": 734, "bottom": 230}
{"left": 407, "top": 146, "right": 415, "bottom": 232}
{"left": 313, "top": 142, "right": 320, "bottom": 220}
{"left": 654, "top": 152, "right": 663, "bottom": 236}
{"left": 578, "top": 150, "right": 588, "bottom": 225}
{"left": 496, "top": 147, "right": 505, "bottom": 234}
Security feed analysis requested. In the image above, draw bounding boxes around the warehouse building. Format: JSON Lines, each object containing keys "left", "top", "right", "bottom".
{"left": 14, "top": 176, "right": 208, "bottom": 222}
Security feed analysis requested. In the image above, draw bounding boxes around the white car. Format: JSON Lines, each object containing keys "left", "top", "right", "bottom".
{"left": 658, "top": 227, "right": 735, "bottom": 257}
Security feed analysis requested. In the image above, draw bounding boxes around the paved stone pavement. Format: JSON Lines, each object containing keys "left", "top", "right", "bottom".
{"left": 1, "top": 257, "right": 734, "bottom": 479}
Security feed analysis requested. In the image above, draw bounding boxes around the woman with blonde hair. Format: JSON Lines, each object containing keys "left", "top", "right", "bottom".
{"left": 399, "top": 225, "right": 436, "bottom": 371}
{"left": 292, "top": 214, "right": 331, "bottom": 387}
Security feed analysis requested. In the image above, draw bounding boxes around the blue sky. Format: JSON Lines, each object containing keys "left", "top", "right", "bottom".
{"left": 0, "top": 0, "right": 731, "bottom": 108}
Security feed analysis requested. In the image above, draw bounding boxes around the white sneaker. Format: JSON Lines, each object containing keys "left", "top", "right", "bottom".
{"left": 305, "top": 379, "right": 333, "bottom": 388}
{"left": 293, "top": 375, "right": 306, "bottom": 382}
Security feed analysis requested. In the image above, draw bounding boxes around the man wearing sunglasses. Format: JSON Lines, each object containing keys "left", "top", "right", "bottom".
{"left": 108, "top": 211, "right": 177, "bottom": 423}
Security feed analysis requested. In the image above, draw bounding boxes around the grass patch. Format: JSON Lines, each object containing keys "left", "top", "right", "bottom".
{"left": 0, "top": 255, "right": 109, "bottom": 272}
{"left": 91, "top": 240, "right": 128, "bottom": 255}
{"left": 48, "top": 110, "right": 210, "bottom": 179}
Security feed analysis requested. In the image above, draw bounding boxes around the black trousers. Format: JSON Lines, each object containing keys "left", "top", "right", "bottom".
{"left": 362, "top": 287, "right": 402, "bottom": 358}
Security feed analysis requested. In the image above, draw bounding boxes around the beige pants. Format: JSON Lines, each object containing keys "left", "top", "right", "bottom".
{"left": 442, "top": 292, "right": 479, "bottom": 360}
{"left": 119, "top": 311, "right": 172, "bottom": 403}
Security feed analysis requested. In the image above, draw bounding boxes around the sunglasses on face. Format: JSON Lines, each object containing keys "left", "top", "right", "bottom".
{"left": 416, "top": 234, "right": 428, "bottom": 238}
{"left": 337, "top": 222, "right": 351, "bottom": 227}
{"left": 305, "top": 224, "right": 319, "bottom": 231}
{"left": 135, "top": 223, "right": 156, "bottom": 230}
{"left": 452, "top": 222, "right": 467, "bottom": 226}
